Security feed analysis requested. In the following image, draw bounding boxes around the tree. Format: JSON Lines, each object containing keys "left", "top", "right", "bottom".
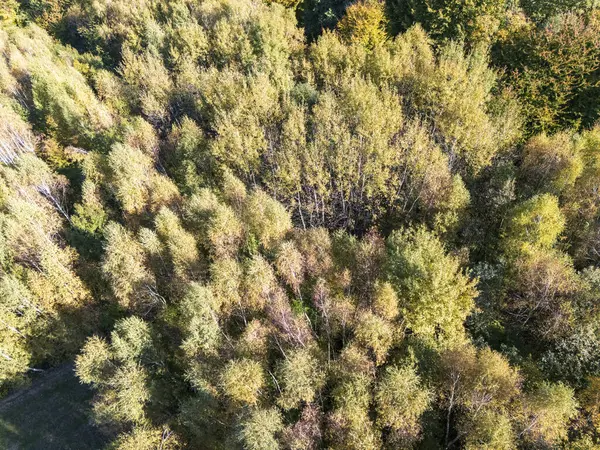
{"left": 7, "top": 2, "right": 599, "bottom": 448}
{"left": 416, "top": 41, "right": 518, "bottom": 174}
{"left": 519, "top": 132, "right": 583, "bottom": 195}
{"left": 239, "top": 408, "right": 283, "bottom": 450}
{"left": 111, "top": 426, "right": 180, "bottom": 450}
{"left": 220, "top": 359, "right": 265, "bottom": 405}
{"left": 519, "top": 382, "right": 579, "bottom": 446}
{"left": 165, "top": 117, "right": 211, "bottom": 195}
{"left": 281, "top": 404, "right": 323, "bottom": 450}
{"left": 505, "top": 247, "right": 579, "bottom": 340}
{"left": 275, "top": 241, "right": 305, "bottom": 294}
{"left": 562, "top": 126, "right": 600, "bottom": 264}
{"left": 502, "top": 193, "right": 565, "bottom": 255}
{"left": 371, "top": 280, "right": 399, "bottom": 321}
{"left": 210, "top": 257, "right": 244, "bottom": 315}
{"left": 244, "top": 189, "right": 292, "bottom": 251}
{"left": 459, "top": 410, "right": 515, "bottom": 450}
{"left": 154, "top": 207, "right": 200, "bottom": 279}
{"left": 276, "top": 347, "right": 326, "bottom": 410}
{"left": 107, "top": 144, "right": 178, "bottom": 216}
{"left": 303, "top": 0, "right": 353, "bottom": 39}
{"left": 205, "top": 203, "right": 244, "bottom": 258}
{"left": 71, "top": 179, "right": 107, "bottom": 237}
{"left": 0, "top": 0, "right": 18, "bottom": 24}
{"left": 119, "top": 48, "right": 173, "bottom": 125}
{"left": 493, "top": 11, "right": 600, "bottom": 134}
{"left": 386, "top": 0, "right": 510, "bottom": 44}
{"left": 353, "top": 310, "right": 395, "bottom": 365}
{"left": 375, "top": 364, "right": 432, "bottom": 444}
{"left": 437, "top": 345, "right": 521, "bottom": 448}
{"left": 102, "top": 222, "right": 158, "bottom": 312}
{"left": 386, "top": 227, "right": 477, "bottom": 343}
{"left": 336, "top": 0, "right": 387, "bottom": 48}
{"left": 0, "top": 276, "right": 34, "bottom": 387}
{"left": 521, "top": 0, "right": 600, "bottom": 24}
{"left": 327, "top": 345, "right": 380, "bottom": 449}
{"left": 29, "top": 60, "right": 114, "bottom": 150}
{"left": 178, "top": 283, "right": 222, "bottom": 357}
{"left": 0, "top": 144, "right": 93, "bottom": 390}
{"left": 243, "top": 255, "right": 278, "bottom": 312}
{"left": 76, "top": 317, "right": 159, "bottom": 427}
{"left": 580, "top": 376, "right": 600, "bottom": 433}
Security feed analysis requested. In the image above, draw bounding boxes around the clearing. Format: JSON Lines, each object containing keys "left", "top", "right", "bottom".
{"left": 0, "top": 364, "right": 110, "bottom": 450}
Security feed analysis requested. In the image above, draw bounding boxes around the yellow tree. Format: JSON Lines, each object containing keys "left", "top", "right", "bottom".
{"left": 337, "top": 0, "right": 387, "bottom": 48}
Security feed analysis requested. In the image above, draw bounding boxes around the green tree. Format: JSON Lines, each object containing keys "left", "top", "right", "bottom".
{"left": 520, "top": 0, "right": 599, "bottom": 23}
{"left": 111, "top": 426, "right": 181, "bottom": 450}
{"left": 562, "top": 126, "right": 600, "bottom": 264}
{"left": 437, "top": 345, "right": 521, "bottom": 448}
{"left": 275, "top": 241, "right": 305, "bottom": 294}
{"left": 519, "top": 131, "right": 583, "bottom": 195}
{"left": 178, "top": 283, "right": 222, "bottom": 357}
{"left": 375, "top": 364, "right": 432, "bottom": 444}
{"left": 244, "top": 189, "right": 292, "bottom": 251}
{"left": 102, "top": 222, "right": 158, "bottom": 312}
{"left": 154, "top": 207, "right": 200, "bottom": 279}
{"left": 505, "top": 247, "right": 579, "bottom": 340}
{"left": 337, "top": 0, "right": 387, "bottom": 48}
{"left": 8, "top": 2, "right": 597, "bottom": 449}
{"left": 386, "top": 0, "right": 510, "bottom": 44}
{"left": 220, "top": 359, "right": 265, "bottom": 405}
{"left": 459, "top": 410, "right": 515, "bottom": 450}
{"left": 276, "top": 347, "right": 326, "bottom": 410}
{"left": 386, "top": 227, "right": 477, "bottom": 344}
{"left": 303, "top": 0, "right": 353, "bottom": 39}
{"left": 107, "top": 144, "right": 179, "bottom": 216}
{"left": 119, "top": 48, "right": 173, "bottom": 125}
{"left": 240, "top": 408, "right": 283, "bottom": 450}
{"left": 493, "top": 11, "right": 600, "bottom": 133}
{"left": 519, "top": 382, "right": 579, "bottom": 446}
{"left": 502, "top": 193, "right": 565, "bottom": 255}
{"left": 76, "top": 317, "right": 159, "bottom": 427}
{"left": 0, "top": 0, "right": 18, "bottom": 24}
{"left": 353, "top": 310, "right": 395, "bottom": 365}
{"left": 164, "top": 117, "right": 212, "bottom": 195}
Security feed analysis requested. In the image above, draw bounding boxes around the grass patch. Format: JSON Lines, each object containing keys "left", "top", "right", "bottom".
{"left": 0, "top": 365, "right": 110, "bottom": 450}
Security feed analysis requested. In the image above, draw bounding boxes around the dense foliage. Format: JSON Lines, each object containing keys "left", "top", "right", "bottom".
{"left": 2, "top": 0, "right": 600, "bottom": 448}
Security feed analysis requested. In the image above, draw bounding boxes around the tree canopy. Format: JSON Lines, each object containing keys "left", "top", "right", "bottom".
{"left": 2, "top": 0, "right": 600, "bottom": 447}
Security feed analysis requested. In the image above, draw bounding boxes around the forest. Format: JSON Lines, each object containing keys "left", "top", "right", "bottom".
{"left": 1, "top": 0, "right": 600, "bottom": 448}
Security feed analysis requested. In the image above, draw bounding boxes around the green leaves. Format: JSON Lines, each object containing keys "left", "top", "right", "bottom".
{"left": 240, "top": 408, "right": 283, "bottom": 450}
{"left": 520, "top": 382, "right": 579, "bottom": 446}
{"left": 386, "top": 0, "right": 510, "bottom": 44}
{"left": 375, "top": 364, "right": 432, "bottom": 440}
{"left": 5, "top": 1, "right": 600, "bottom": 449}
{"left": 386, "top": 227, "right": 477, "bottom": 344}
{"left": 102, "top": 222, "right": 157, "bottom": 312}
{"left": 337, "top": 0, "right": 387, "bottom": 48}
{"left": 276, "top": 348, "right": 326, "bottom": 410}
{"left": 493, "top": 11, "right": 600, "bottom": 134}
{"left": 502, "top": 193, "right": 565, "bottom": 254}
{"left": 76, "top": 317, "right": 158, "bottom": 427}
{"left": 519, "top": 132, "right": 583, "bottom": 195}
{"left": 179, "top": 283, "right": 222, "bottom": 357}
{"left": 244, "top": 189, "right": 292, "bottom": 251}
{"left": 221, "top": 359, "right": 265, "bottom": 405}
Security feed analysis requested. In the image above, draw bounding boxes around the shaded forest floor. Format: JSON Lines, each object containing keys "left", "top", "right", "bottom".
{"left": 0, "top": 364, "right": 110, "bottom": 449}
